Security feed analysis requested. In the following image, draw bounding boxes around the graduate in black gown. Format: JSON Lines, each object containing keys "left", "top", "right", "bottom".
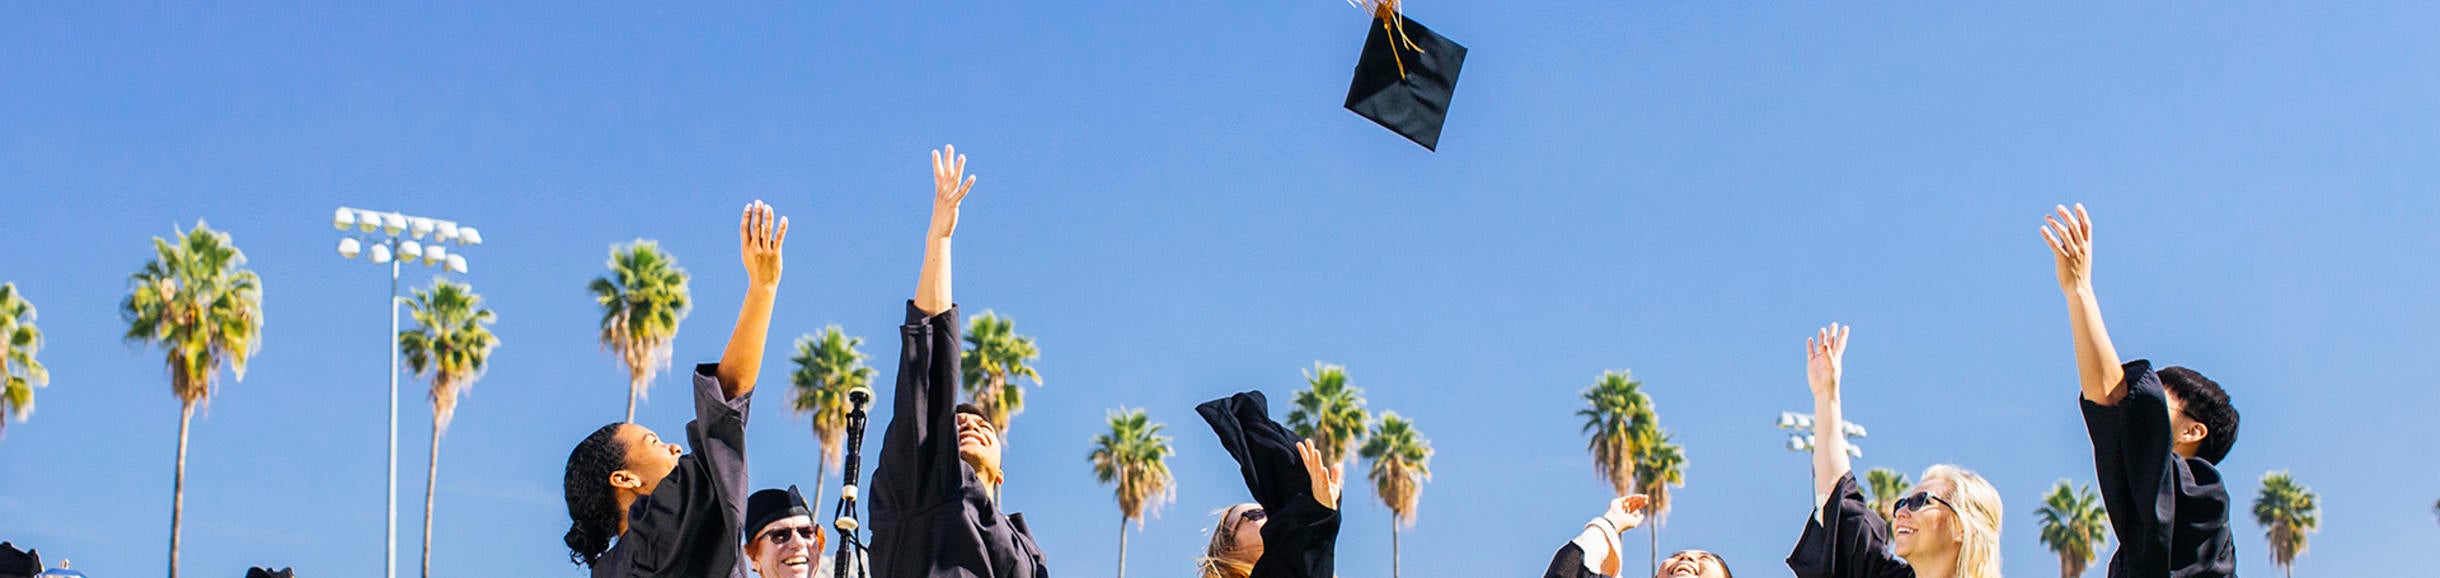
{"left": 868, "top": 145, "right": 1051, "bottom": 578}
{"left": 1784, "top": 325, "right": 2007, "bottom": 578}
{"left": 561, "top": 201, "right": 792, "bottom": 578}
{"left": 1194, "top": 391, "right": 1344, "bottom": 578}
{"left": 2042, "top": 204, "right": 2241, "bottom": 578}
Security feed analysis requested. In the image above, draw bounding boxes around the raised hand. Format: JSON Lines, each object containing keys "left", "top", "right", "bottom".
{"left": 2041, "top": 203, "right": 2095, "bottom": 293}
{"left": 1806, "top": 323, "right": 1848, "bottom": 399}
{"left": 740, "top": 200, "right": 789, "bottom": 288}
{"left": 1296, "top": 439, "right": 1346, "bottom": 510}
{"left": 1604, "top": 494, "right": 1652, "bottom": 532}
{"left": 929, "top": 144, "right": 977, "bottom": 241}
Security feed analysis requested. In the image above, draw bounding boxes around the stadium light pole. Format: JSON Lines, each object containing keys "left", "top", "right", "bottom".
{"left": 1777, "top": 411, "right": 1865, "bottom": 507}
{"left": 332, "top": 207, "right": 482, "bottom": 578}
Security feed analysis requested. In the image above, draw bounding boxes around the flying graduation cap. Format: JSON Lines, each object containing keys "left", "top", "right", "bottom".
{"left": 1343, "top": 0, "right": 1467, "bottom": 151}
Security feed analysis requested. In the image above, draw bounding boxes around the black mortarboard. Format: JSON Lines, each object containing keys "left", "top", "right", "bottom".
{"left": 745, "top": 484, "right": 815, "bottom": 540}
{"left": 243, "top": 568, "right": 296, "bottom": 578}
{"left": 0, "top": 542, "right": 39, "bottom": 578}
{"left": 1344, "top": 3, "right": 1467, "bottom": 151}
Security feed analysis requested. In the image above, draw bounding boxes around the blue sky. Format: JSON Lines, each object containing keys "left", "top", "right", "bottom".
{"left": 5, "top": 1, "right": 2438, "bottom": 576}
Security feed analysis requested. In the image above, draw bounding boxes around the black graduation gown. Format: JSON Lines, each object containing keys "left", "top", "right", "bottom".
{"left": 593, "top": 364, "right": 755, "bottom": 578}
{"left": 2083, "top": 360, "right": 2238, "bottom": 578}
{"left": 870, "top": 303, "right": 1051, "bottom": 578}
{"left": 1786, "top": 472, "right": 1913, "bottom": 578}
{"left": 1195, "top": 391, "right": 1340, "bottom": 578}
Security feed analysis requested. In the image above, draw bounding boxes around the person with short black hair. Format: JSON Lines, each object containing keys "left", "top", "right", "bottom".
{"left": 561, "top": 201, "right": 791, "bottom": 578}
{"left": 867, "top": 145, "right": 1050, "bottom": 578}
{"left": 2042, "top": 204, "right": 2241, "bottom": 577}
{"left": 744, "top": 486, "right": 831, "bottom": 578}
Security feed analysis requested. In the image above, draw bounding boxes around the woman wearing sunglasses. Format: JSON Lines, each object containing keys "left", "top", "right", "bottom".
{"left": 1195, "top": 391, "right": 1346, "bottom": 578}
{"left": 1786, "top": 325, "right": 2005, "bottom": 578}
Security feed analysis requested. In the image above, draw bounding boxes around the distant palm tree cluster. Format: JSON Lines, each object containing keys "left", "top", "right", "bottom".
{"left": 0, "top": 221, "right": 2354, "bottom": 578}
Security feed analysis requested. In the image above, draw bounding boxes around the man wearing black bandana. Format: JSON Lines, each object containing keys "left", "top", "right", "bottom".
{"left": 744, "top": 486, "right": 832, "bottom": 578}
{"left": 868, "top": 145, "right": 1051, "bottom": 578}
{"left": 2043, "top": 204, "right": 2242, "bottom": 578}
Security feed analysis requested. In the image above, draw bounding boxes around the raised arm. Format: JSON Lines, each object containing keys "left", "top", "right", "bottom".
{"left": 914, "top": 145, "right": 976, "bottom": 317}
{"left": 2042, "top": 203, "right": 2127, "bottom": 405}
{"left": 717, "top": 200, "right": 789, "bottom": 399}
{"left": 1806, "top": 323, "right": 1850, "bottom": 498}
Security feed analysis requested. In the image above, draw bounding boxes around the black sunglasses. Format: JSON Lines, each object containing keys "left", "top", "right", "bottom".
{"left": 761, "top": 526, "right": 821, "bottom": 545}
{"left": 1238, "top": 507, "right": 1267, "bottom": 524}
{"left": 1892, "top": 491, "right": 1956, "bottom": 514}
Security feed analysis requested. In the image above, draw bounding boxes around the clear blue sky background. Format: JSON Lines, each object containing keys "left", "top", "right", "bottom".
{"left": 4, "top": 2, "right": 2437, "bottom": 576}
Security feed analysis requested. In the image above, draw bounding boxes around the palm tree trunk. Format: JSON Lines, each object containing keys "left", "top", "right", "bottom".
{"left": 811, "top": 457, "right": 831, "bottom": 520}
{"left": 423, "top": 414, "right": 443, "bottom": 578}
{"left": 1648, "top": 523, "right": 1659, "bottom": 578}
{"left": 1115, "top": 515, "right": 1129, "bottom": 578}
{"left": 2058, "top": 553, "right": 2070, "bottom": 578}
{"left": 626, "top": 373, "right": 643, "bottom": 423}
{"left": 1391, "top": 523, "right": 1401, "bottom": 578}
{"left": 168, "top": 400, "right": 193, "bottom": 578}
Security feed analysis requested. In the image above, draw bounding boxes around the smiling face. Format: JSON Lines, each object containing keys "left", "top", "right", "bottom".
{"left": 1890, "top": 477, "right": 1962, "bottom": 560}
{"left": 747, "top": 515, "right": 823, "bottom": 578}
{"left": 611, "top": 423, "right": 684, "bottom": 496}
{"left": 954, "top": 411, "right": 1003, "bottom": 481}
{"left": 1655, "top": 550, "right": 1729, "bottom": 578}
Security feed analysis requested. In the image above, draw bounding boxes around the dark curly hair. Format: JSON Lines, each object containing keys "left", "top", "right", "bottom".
{"left": 2158, "top": 366, "right": 2239, "bottom": 465}
{"left": 564, "top": 422, "right": 630, "bottom": 567}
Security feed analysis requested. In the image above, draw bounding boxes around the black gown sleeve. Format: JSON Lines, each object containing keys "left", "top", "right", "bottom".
{"left": 1543, "top": 542, "right": 1599, "bottom": 578}
{"left": 868, "top": 303, "right": 966, "bottom": 576}
{"left": 1196, "top": 392, "right": 1340, "bottom": 578}
{"left": 605, "top": 364, "right": 753, "bottom": 578}
{"left": 1785, "top": 472, "right": 1912, "bottom": 578}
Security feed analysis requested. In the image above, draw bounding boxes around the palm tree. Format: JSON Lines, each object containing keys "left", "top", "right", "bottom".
{"left": 1360, "top": 412, "right": 1433, "bottom": 578}
{"left": 120, "top": 221, "right": 265, "bottom": 578}
{"left": 959, "top": 311, "right": 1044, "bottom": 433}
{"left": 399, "top": 279, "right": 499, "bottom": 578}
{"left": 2034, "top": 480, "right": 2110, "bottom": 578}
{"left": 1287, "top": 362, "right": 1370, "bottom": 466}
{"left": 1577, "top": 370, "right": 1653, "bottom": 497}
{"left": 1864, "top": 467, "right": 1913, "bottom": 524}
{"left": 0, "top": 283, "right": 48, "bottom": 438}
{"left": 789, "top": 326, "right": 874, "bottom": 512}
{"left": 589, "top": 241, "right": 690, "bottom": 423}
{"left": 2251, "top": 471, "right": 2320, "bottom": 578}
{"left": 1632, "top": 427, "right": 1685, "bottom": 578}
{"left": 1088, "top": 407, "right": 1175, "bottom": 578}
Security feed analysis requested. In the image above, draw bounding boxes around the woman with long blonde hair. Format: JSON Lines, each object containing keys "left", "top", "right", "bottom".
{"left": 1786, "top": 324, "right": 2004, "bottom": 578}
{"left": 1195, "top": 391, "right": 1345, "bottom": 578}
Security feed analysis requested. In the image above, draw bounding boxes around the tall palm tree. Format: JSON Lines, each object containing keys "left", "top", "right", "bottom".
{"left": 789, "top": 326, "right": 874, "bottom": 511}
{"left": 1359, "top": 412, "right": 1433, "bottom": 578}
{"left": 1287, "top": 362, "right": 1370, "bottom": 466}
{"left": 1577, "top": 370, "right": 1653, "bottom": 497}
{"left": 589, "top": 241, "right": 690, "bottom": 423}
{"left": 1864, "top": 467, "right": 1913, "bottom": 524}
{"left": 0, "top": 283, "right": 48, "bottom": 438}
{"left": 1088, "top": 407, "right": 1175, "bottom": 578}
{"left": 399, "top": 279, "right": 499, "bottom": 578}
{"left": 2251, "top": 471, "right": 2320, "bottom": 578}
{"left": 1632, "top": 427, "right": 1685, "bottom": 578}
{"left": 959, "top": 310, "right": 1043, "bottom": 432}
{"left": 120, "top": 221, "right": 264, "bottom": 578}
{"left": 2034, "top": 480, "right": 2110, "bottom": 578}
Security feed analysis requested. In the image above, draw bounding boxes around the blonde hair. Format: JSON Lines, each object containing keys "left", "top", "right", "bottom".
{"left": 1199, "top": 504, "right": 1258, "bottom": 578}
{"left": 1918, "top": 464, "right": 2004, "bottom": 578}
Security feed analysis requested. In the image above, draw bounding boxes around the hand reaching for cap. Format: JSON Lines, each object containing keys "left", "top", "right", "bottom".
{"left": 740, "top": 200, "right": 788, "bottom": 289}
{"left": 2041, "top": 203, "right": 2095, "bottom": 294}
{"left": 1296, "top": 439, "right": 1346, "bottom": 511}
{"left": 1806, "top": 323, "right": 1849, "bottom": 399}
{"left": 929, "top": 145, "right": 977, "bottom": 241}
